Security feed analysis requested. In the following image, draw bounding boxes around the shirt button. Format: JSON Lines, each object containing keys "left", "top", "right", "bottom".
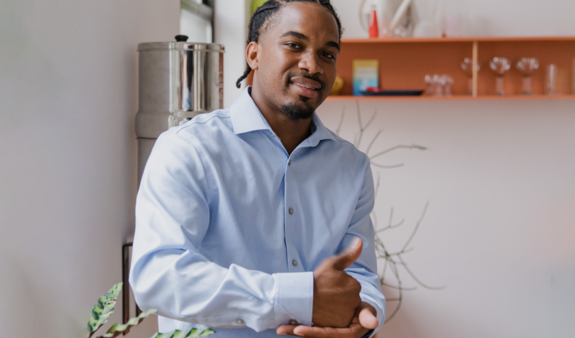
{"left": 288, "top": 208, "right": 294, "bottom": 215}
{"left": 292, "top": 259, "right": 298, "bottom": 266}
{"left": 289, "top": 319, "right": 298, "bottom": 325}
{"left": 288, "top": 160, "right": 292, "bottom": 166}
{"left": 236, "top": 319, "right": 244, "bottom": 325}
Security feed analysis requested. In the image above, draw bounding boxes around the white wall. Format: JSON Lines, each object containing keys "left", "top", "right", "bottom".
{"left": 319, "top": 0, "right": 575, "bottom": 337}
{"left": 332, "top": 0, "right": 575, "bottom": 38}
{"left": 214, "top": 0, "right": 252, "bottom": 107}
{"left": 316, "top": 99, "right": 575, "bottom": 338}
{"left": 0, "top": 0, "right": 179, "bottom": 337}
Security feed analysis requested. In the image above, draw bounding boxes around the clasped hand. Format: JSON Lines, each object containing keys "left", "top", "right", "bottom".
{"left": 277, "top": 238, "right": 379, "bottom": 337}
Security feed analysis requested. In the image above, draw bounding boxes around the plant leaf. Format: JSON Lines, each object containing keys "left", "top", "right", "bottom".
{"left": 150, "top": 328, "right": 215, "bottom": 338}
{"left": 96, "top": 309, "right": 157, "bottom": 338}
{"left": 86, "top": 282, "right": 123, "bottom": 337}
{"left": 199, "top": 329, "right": 215, "bottom": 337}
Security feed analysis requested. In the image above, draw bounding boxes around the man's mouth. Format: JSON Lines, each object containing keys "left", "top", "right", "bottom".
{"left": 289, "top": 76, "right": 323, "bottom": 98}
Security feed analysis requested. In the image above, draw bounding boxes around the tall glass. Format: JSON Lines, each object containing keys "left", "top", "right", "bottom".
{"left": 546, "top": 64, "right": 558, "bottom": 95}
{"left": 461, "top": 58, "right": 480, "bottom": 95}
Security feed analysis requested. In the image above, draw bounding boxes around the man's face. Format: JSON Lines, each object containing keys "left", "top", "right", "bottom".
{"left": 253, "top": 3, "right": 340, "bottom": 119}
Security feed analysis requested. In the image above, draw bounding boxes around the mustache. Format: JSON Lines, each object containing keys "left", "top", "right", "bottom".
{"left": 287, "top": 72, "right": 326, "bottom": 90}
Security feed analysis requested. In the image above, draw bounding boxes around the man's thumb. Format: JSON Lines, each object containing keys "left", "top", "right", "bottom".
{"left": 332, "top": 237, "right": 363, "bottom": 271}
{"left": 358, "top": 305, "right": 379, "bottom": 329}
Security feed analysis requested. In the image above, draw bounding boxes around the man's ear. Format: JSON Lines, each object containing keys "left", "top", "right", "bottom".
{"left": 246, "top": 41, "right": 259, "bottom": 71}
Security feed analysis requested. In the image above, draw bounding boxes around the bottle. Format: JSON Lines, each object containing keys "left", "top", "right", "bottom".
{"left": 369, "top": 5, "right": 379, "bottom": 38}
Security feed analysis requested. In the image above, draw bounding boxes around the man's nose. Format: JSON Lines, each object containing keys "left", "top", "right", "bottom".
{"left": 298, "top": 51, "right": 323, "bottom": 75}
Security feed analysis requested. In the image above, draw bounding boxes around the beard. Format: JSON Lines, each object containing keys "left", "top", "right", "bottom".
{"left": 280, "top": 101, "right": 315, "bottom": 120}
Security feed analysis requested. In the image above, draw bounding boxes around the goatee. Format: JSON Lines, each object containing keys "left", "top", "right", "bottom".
{"left": 280, "top": 101, "right": 315, "bottom": 120}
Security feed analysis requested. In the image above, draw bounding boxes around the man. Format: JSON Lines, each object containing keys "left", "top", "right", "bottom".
{"left": 129, "top": 1, "right": 385, "bottom": 337}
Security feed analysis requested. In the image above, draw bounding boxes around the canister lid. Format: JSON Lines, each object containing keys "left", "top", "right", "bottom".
{"left": 138, "top": 35, "right": 225, "bottom": 52}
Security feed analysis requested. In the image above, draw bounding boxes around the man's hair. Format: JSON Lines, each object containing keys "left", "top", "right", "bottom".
{"left": 236, "top": 0, "right": 343, "bottom": 89}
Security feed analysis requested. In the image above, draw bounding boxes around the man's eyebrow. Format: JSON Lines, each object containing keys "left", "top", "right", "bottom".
{"left": 325, "top": 40, "right": 341, "bottom": 51}
{"left": 280, "top": 31, "right": 341, "bottom": 51}
{"left": 280, "top": 31, "right": 309, "bottom": 41}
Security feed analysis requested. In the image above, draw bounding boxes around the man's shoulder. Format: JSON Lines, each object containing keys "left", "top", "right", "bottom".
{"left": 178, "top": 109, "right": 232, "bottom": 134}
{"left": 161, "top": 109, "right": 233, "bottom": 143}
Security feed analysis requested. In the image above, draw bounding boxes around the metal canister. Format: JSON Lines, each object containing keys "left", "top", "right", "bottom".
{"left": 135, "top": 35, "right": 225, "bottom": 182}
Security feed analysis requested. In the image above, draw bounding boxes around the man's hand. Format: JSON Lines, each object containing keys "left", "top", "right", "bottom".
{"left": 277, "top": 302, "right": 379, "bottom": 337}
{"left": 310, "top": 237, "right": 364, "bottom": 328}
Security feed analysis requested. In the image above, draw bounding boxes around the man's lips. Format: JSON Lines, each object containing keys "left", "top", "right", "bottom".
{"left": 289, "top": 77, "right": 323, "bottom": 91}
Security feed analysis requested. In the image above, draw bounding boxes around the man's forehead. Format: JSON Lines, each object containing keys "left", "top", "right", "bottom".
{"left": 263, "top": 2, "right": 339, "bottom": 42}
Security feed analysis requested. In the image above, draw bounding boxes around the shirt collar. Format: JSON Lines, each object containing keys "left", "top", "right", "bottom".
{"left": 230, "top": 86, "right": 336, "bottom": 146}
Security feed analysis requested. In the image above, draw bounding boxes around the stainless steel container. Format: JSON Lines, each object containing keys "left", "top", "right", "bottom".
{"left": 136, "top": 36, "right": 225, "bottom": 182}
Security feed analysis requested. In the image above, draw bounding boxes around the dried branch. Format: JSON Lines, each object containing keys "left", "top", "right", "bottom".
{"left": 341, "top": 100, "right": 442, "bottom": 324}
{"left": 370, "top": 144, "right": 427, "bottom": 161}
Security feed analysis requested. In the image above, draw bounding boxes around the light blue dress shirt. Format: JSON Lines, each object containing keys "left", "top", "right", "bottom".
{"left": 130, "top": 88, "right": 385, "bottom": 337}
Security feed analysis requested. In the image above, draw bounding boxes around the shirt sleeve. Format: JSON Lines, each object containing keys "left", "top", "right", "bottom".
{"left": 340, "top": 155, "right": 386, "bottom": 337}
{"left": 129, "top": 131, "right": 313, "bottom": 333}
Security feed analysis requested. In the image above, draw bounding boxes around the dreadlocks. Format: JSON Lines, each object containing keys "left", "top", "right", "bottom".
{"left": 235, "top": 0, "right": 342, "bottom": 89}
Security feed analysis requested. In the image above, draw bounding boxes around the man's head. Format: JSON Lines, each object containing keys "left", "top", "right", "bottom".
{"left": 236, "top": 0, "right": 342, "bottom": 120}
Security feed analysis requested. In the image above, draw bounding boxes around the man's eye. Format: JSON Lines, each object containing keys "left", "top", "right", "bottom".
{"left": 286, "top": 43, "right": 300, "bottom": 49}
{"left": 323, "top": 52, "right": 335, "bottom": 60}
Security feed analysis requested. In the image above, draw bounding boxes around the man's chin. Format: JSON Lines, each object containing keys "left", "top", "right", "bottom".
{"left": 280, "top": 101, "right": 315, "bottom": 120}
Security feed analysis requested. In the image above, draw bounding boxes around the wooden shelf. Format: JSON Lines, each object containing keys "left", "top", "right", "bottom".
{"left": 326, "top": 95, "right": 575, "bottom": 102}
{"left": 341, "top": 36, "right": 575, "bottom": 43}
{"left": 334, "top": 36, "right": 575, "bottom": 99}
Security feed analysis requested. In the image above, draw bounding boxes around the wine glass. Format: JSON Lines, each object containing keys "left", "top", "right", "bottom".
{"left": 424, "top": 75, "right": 434, "bottom": 95}
{"left": 433, "top": 74, "right": 444, "bottom": 96}
{"left": 461, "top": 58, "right": 480, "bottom": 95}
{"left": 516, "top": 58, "right": 539, "bottom": 95}
{"left": 489, "top": 57, "right": 511, "bottom": 96}
{"left": 444, "top": 76, "right": 454, "bottom": 96}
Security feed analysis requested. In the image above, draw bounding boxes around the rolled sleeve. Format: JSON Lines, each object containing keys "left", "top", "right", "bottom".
{"left": 273, "top": 271, "right": 314, "bottom": 327}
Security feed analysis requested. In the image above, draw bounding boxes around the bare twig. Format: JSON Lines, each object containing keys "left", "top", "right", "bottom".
{"left": 365, "top": 129, "right": 383, "bottom": 156}
{"left": 340, "top": 100, "right": 442, "bottom": 325}
{"left": 335, "top": 106, "right": 345, "bottom": 136}
{"left": 401, "top": 201, "right": 429, "bottom": 252}
{"left": 370, "top": 144, "right": 427, "bottom": 161}
{"left": 371, "top": 162, "right": 405, "bottom": 169}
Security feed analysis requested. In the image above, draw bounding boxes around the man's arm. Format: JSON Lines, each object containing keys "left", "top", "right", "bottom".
{"left": 129, "top": 131, "right": 313, "bottom": 332}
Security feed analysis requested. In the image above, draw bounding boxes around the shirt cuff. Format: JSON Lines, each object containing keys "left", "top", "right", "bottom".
{"left": 362, "top": 329, "right": 375, "bottom": 338}
{"left": 272, "top": 272, "right": 314, "bottom": 328}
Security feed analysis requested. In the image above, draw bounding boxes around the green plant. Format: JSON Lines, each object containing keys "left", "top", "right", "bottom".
{"left": 86, "top": 283, "right": 215, "bottom": 338}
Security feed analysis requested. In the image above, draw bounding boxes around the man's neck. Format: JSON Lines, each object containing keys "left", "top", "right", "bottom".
{"left": 250, "top": 87, "right": 312, "bottom": 155}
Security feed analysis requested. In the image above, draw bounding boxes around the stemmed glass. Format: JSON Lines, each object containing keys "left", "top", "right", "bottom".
{"left": 424, "top": 75, "right": 434, "bottom": 95}
{"left": 460, "top": 58, "right": 480, "bottom": 95}
{"left": 433, "top": 74, "right": 444, "bottom": 96}
{"left": 516, "top": 58, "right": 539, "bottom": 95}
{"left": 444, "top": 76, "right": 454, "bottom": 96}
{"left": 489, "top": 57, "right": 511, "bottom": 96}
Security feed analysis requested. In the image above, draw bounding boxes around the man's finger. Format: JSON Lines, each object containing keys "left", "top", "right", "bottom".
{"left": 276, "top": 324, "right": 297, "bottom": 336}
{"left": 331, "top": 237, "right": 363, "bottom": 271}
{"left": 292, "top": 322, "right": 366, "bottom": 338}
{"left": 358, "top": 305, "right": 379, "bottom": 329}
